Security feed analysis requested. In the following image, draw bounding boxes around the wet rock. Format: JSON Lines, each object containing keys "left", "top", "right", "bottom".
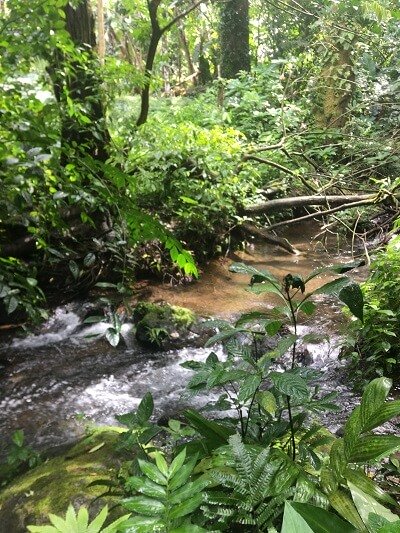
{"left": 0, "top": 428, "right": 128, "bottom": 533}
{"left": 133, "top": 302, "right": 210, "bottom": 350}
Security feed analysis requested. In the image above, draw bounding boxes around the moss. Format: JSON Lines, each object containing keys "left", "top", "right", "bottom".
{"left": 0, "top": 429, "right": 129, "bottom": 533}
{"left": 133, "top": 302, "right": 196, "bottom": 348}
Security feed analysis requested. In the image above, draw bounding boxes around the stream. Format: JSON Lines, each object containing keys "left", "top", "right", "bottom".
{"left": 0, "top": 224, "right": 370, "bottom": 458}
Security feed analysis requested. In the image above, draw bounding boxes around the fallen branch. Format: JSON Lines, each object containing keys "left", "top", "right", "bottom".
{"left": 241, "top": 222, "right": 300, "bottom": 254}
{"left": 244, "top": 194, "right": 377, "bottom": 215}
{"left": 265, "top": 197, "right": 380, "bottom": 231}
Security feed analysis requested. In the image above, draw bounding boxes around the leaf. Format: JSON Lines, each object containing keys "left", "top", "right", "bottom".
{"left": 235, "top": 311, "right": 271, "bottom": 327}
{"left": 69, "top": 260, "right": 80, "bottom": 280}
{"left": 265, "top": 319, "right": 283, "bottom": 335}
{"left": 362, "top": 401, "right": 400, "bottom": 433}
{"left": 281, "top": 501, "right": 314, "bottom": 533}
{"left": 257, "top": 390, "right": 277, "bottom": 415}
{"left": 169, "top": 448, "right": 187, "bottom": 478}
{"left": 229, "top": 262, "right": 277, "bottom": 283}
{"left": 314, "top": 277, "right": 350, "bottom": 296}
{"left": 105, "top": 327, "right": 120, "bottom": 347}
{"left": 204, "top": 327, "right": 244, "bottom": 347}
{"left": 348, "top": 435, "right": 400, "bottom": 463}
{"left": 348, "top": 482, "right": 399, "bottom": 527}
{"left": 125, "top": 476, "right": 166, "bottom": 499}
{"left": 7, "top": 295, "right": 19, "bottom": 314}
{"left": 298, "top": 301, "right": 316, "bottom": 316}
{"left": 289, "top": 502, "right": 357, "bottom": 532}
{"left": 270, "top": 371, "right": 309, "bottom": 400}
{"left": 169, "top": 493, "right": 203, "bottom": 519}
{"left": 339, "top": 283, "right": 364, "bottom": 322}
{"left": 118, "top": 516, "right": 160, "bottom": 532}
{"left": 154, "top": 451, "right": 169, "bottom": 478}
{"left": 122, "top": 496, "right": 165, "bottom": 516}
{"left": 138, "top": 459, "right": 167, "bottom": 486}
{"left": 12, "top": 429, "right": 24, "bottom": 447}
{"left": 330, "top": 439, "right": 347, "bottom": 479}
{"left": 101, "top": 514, "right": 132, "bottom": 533}
{"left": 136, "top": 392, "right": 154, "bottom": 425}
{"left": 328, "top": 489, "right": 365, "bottom": 530}
{"left": 359, "top": 377, "right": 392, "bottom": 431}
{"left": 83, "top": 253, "right": 96, "bottom": 267}
{"left": 184, "top": 409, "right": 235, "bottom": 445}
{"left": 345, "top": 468, "right": 397, "bottom": 506}
{"left": 238, "top": 374, "right": 262, "bottom": 402}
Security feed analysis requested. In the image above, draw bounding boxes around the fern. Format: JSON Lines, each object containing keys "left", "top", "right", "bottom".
{"left": 203, "top": 434, "right": 298, "bottom": 531}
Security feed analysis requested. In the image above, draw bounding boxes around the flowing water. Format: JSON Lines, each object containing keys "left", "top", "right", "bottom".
{"left": 0, "top": 224, "right": 370, "bottom": 457}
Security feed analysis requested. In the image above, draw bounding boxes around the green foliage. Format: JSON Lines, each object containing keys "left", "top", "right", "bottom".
{"left": 343, "top": 236, "right": 400, "bottom": 380}
{"left": 0, "top": 257, "right": 46, "bottom": 323}
{"left": 203, "top": 434, "right": 297, "bottom": 530}
{"left": 121, "top": 448, "right": 208, "bottom": 533}
{"left": 27, "top": 505, "right": 131, "bottom": 533}
{"left": 0, "top": 429, "right": 41, "bottom": 487}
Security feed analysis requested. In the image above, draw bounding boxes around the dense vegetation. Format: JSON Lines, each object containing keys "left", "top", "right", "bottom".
{"left": 1, "top": 0, "right": 400, "bottom": 530}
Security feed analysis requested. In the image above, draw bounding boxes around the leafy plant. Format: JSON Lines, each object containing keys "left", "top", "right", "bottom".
{"left": 0, "top": 429, "right": 41, "bottom": 487}
{"left": 121, "top": 448, "right": 209, "bottom": 533}
{"left": 343, "top": 236, "right": 400, "bottom": 381}
{"left": 27, "top": 505, "right": 131, "bottom": 533}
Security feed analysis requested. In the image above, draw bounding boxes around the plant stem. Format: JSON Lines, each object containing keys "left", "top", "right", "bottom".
{"left": 286, "top": 395, "right": 296, "bottom": 461}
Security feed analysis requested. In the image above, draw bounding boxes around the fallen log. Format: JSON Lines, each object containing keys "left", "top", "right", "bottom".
{"left": 242, "top": 223, "right": 300, "bottom": 254}
{"left": 244, "top": 194, "right": 376, "bottom": 215}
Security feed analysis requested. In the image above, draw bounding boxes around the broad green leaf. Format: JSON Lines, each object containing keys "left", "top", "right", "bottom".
{"left": 27, "top": 527, "right": 58, "bottom": 532}
{"left": 184, "top": 409, "right": 235, "bottom": 445}
{"left": 270, "top": 371, "right": 309, "bottom": 400}
{"left": 298, "top": 300, "right": 316, "bottom": 316}
{"left": 48, "top": 513, "right": 68, "bottom": 530}
{"left": 169, "top": 448, "right": 187, "bottom": 478}
{"left": 171, "top": 525, "right": 208, "bottom": 533}
{"left": 12, "top": 429, "right": 24, "bottom": 447}
{"left": 168, "top": 455, "right": 198, "bottom": 491}
{"left": 101, "top": 514, "right": 132, "bottom": 533}
{"left": 248, "top": 281, "right": 285, "bottom": 299}
{"left": 257, "top": 390, "right": 277, "bottom": 415}
{"left": 348, "top": 435, "right": 400, "bottom": 463}
{"left": 105, "top": 327, "right": 120, "bottom": 347}
{"left": 138, "top": 459, "right": 167, "bottom": 485}
{"left": 378, "top": 520, "right": 400, "bottom": 532}
{"left": 359, "top": 378, "right": 392, "bottom": 431}
{"left": 83, "top": 253, "right": 96, "bottom": 267}
{"left": 314, "top": 277, "right": 350, "bottom": 296}
{"left": 137, "top": 392, "right": 154, "bottom": 424}
{"left": 229, "top": 262, "right": 277, "bottom": 282}
{"left": 76, "top": 507, "right": 89, "bottom": 530}
{"left": 265, "top": 319, "right": 283, "bottom": 335}
{"left": 330, "top": 439, "right": 347, "bottom": 479}
{"left": 235, "top": 311, "right": 271, "bottom": 327}
{"left": 7, "top": 295, "right": 18, "bottom": 314}
{"left": 169, "top": 493, "right": 203, "bottom": 519}
{"left": 125, "top": 476, "right": 166, "bottom": 499}
{"left": 348, "top": 482, "right": 399, "bottom": 527}
{"left": 328, "top": 489, "right": 366, "bottom": 530}
{"left": 364, "top": 400, "right": 400, "bottom": 432}
{"left": 122, "top": 496, "right": 165, "bottom": 516}
{"left": 290, "top": 501, "right": 357, "bottom": 532}
{"left": 305, "top": 261, "right": 364, "bottom": 282}
{"left": 281, "top": 501, "right": 314, "bottom": 533}
{"left": 238, "top": 373, "right": 262, "bottom": 402}
{"left": 339, "top": 283, "right": 364, "bottom": 322}
{"left": 204, "top": 327, "right": 244, "bottom": 347}
{"left": 118, "top": 516, "right": 160, "bottom": 533}
{"left": 345, "top": 468, "right": 397, "bottom": 506}
{"left": 69, "top": 260, "right": 80, "bottom": 280}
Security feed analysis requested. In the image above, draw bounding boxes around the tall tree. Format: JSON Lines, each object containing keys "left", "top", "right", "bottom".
{"left": 220, "top": 0, "right": 250, "bottom": 78}
{"left": 136, "top": 0, "right": 205, "bottom": 127}
{"left": 48, "top": 0, "right": 109, "bottom": 166}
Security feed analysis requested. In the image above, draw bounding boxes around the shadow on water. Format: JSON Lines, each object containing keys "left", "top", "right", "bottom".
{"left": 0, "top": 223, "right": 370, "bottom": 456}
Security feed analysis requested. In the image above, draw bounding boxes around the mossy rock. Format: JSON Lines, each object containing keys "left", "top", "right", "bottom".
{"left": 133, "top": 302, "right": 205, "bottom": 350}
{"left": 0, "top": 428, "right": 129, "bottom": 533}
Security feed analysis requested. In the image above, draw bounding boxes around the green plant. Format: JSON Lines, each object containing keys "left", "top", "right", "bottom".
{"left": 120, "top": 448, "right": 209, "bottom": 533}
{"left": 202, "top": 433, "right": 297, "bottom": 530}
{"left": 27, "top": 505, "right": 131, "bottom": 533}
{"left": 0, "top": 429, "right": 41, "bottom": 487}
{"left": 343, "top": 235, "right": 400, "bottom": 381}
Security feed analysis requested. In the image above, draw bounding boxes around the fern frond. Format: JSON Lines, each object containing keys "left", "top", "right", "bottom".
{"left": 211, "top": 471, "right": 242, "bottom": 489}
{"left": 229, "top": 434, "right": 253, "bottom": 486}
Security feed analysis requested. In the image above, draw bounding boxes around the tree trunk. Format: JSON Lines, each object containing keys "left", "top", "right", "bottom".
{"left": 220, "top": 0, "right": 250, "bottom": 78}
{"left": 48, "top": 1, "right": 109, "bottom": 166}
{"left": 136, "top": 29, "right": 162, "bottom": 126}
{"left": 97, "top": 0, "right": 106, "bottom": 64}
